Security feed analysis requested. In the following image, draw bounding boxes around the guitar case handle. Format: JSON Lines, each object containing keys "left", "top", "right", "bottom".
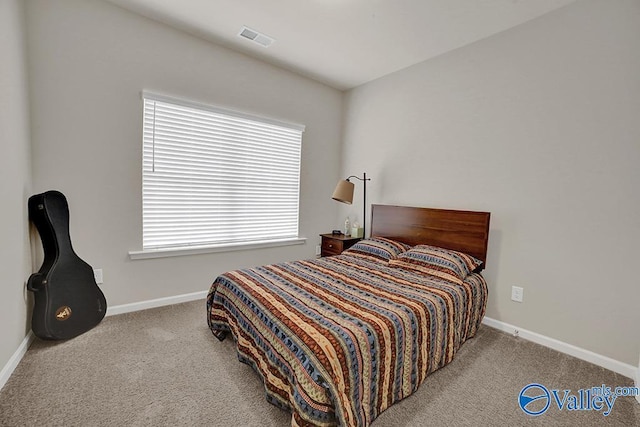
{"left": 27, "top": 273, "right": 46, "bottom": 292}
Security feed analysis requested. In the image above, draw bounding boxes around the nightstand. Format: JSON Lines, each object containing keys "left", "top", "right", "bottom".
{"left": 319, "top": 234, "right": 362, "bottom": 257}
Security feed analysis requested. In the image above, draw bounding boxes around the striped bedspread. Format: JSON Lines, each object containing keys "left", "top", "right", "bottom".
{"left": 207, "top": 253, "right": 487, "bottom": 426}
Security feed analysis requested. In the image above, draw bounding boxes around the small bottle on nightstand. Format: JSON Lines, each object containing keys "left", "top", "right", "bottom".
{"left": 344, "top": 217, "right": 351, "bottom": 236}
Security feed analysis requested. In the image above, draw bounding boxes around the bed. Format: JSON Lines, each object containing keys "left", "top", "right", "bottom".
{"left": 207, "top": 205, "right": 490, "bottom": 426}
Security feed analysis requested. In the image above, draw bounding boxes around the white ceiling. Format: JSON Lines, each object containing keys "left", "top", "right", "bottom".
{"left": 105, "top": 0, "right": 577, "bottom": 90}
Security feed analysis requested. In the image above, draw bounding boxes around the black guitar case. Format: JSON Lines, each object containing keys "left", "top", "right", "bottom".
{"left": 27, "top": 190, "right": 107, "bottom": 340}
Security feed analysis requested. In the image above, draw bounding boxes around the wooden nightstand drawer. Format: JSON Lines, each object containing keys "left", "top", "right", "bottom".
{"left": 319, "top": 234, "right": 362, "bottom": 257}
{"left": 321, "top": 238, "right": 344, "bottom": 256}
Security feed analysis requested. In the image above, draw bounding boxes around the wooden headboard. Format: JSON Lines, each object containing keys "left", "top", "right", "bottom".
{"left": 370, "top": 205, "right": 491, "bottom": 269}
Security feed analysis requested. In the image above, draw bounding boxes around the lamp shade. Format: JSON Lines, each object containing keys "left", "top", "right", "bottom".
{"left": 332, "top": 179, "right": 354, "bottom": 204}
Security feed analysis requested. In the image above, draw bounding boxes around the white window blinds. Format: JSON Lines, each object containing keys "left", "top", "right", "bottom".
{"left": 142, "top": 92, "right": 304, "bottom": 250}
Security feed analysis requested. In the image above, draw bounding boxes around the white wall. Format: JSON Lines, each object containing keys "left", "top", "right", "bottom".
{"left": 342, "top": 0, "right": 640, "bottom": 366}
{"left": 25, "top": 0, "right": 343, "bottom": 307}
{"left": 0, "top": 0, "right": 33, "bottom": 374}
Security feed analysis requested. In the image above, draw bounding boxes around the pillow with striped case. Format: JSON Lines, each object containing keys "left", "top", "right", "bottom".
{"left": 388, "top": 244, "right": 482, "bottom": 282}
{"left": 342, "top": 236, "right": 411, "bottom": 262}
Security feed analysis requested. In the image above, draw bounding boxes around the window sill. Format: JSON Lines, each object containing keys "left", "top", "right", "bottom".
{"left": 128, "top": 237, "right": 307, "bottom": 260}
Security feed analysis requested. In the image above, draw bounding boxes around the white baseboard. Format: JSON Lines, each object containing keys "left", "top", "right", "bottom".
{"left": 0, "top": 331, "right": 34, "bottom": 392}
{"left": 106, "top": 290, "right": 208, "bottom": 317}
{"left": 482, "top": 317, "right": 636, "bottom": 380}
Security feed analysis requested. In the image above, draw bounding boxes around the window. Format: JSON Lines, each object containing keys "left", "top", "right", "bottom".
{"left": 140, "top": 92, "right": 304, "bottom": 252}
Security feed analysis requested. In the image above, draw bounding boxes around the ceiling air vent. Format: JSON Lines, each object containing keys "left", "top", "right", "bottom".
{"left": 238, "top": 26, "right": 274, "bottom": 48}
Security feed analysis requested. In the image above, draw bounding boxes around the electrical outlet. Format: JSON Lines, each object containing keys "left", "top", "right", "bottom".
{"left": 94, "top": 268, "right": 103, "bottom": 284}
{"left": 315, "top": 245, "right": 321, "bottom": 256}
{"left": 511, "top": 286, "right": 523, "bottom": 302}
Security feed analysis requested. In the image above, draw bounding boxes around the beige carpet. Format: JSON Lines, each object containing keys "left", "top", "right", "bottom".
{"left": 1, "top": 300, "right": 638, "bottom": 426}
